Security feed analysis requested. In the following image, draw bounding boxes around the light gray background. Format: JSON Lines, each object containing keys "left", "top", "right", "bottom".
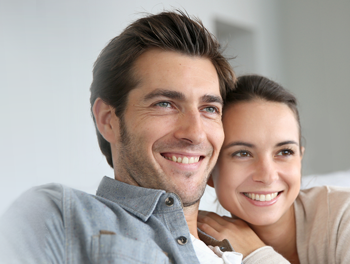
{"left": 1, "top": 0, "right": 349, "bottom": 215}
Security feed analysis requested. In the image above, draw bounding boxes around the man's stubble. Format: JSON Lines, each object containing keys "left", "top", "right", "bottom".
{"left": 117, "top": 115, "right": 211, "bottom": 207}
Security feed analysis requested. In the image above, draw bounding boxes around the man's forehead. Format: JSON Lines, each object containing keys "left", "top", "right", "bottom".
{"left": 133, "top": 49, "right": 218, "bottom": 81}
{"left": 130, "top": 49, "right": 221, "bottom": 103}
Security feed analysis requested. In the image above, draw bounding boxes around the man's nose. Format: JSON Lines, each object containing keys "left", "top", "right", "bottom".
{"left": 252, "top": 157, "right": 278, "bottom": 185}
{"left": 173, "top": 110, "right": 206, "bottom": 145}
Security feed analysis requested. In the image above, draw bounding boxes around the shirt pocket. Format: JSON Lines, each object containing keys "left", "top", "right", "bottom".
{"left": 91, "top": 231, "right": 170, "bottom": 264}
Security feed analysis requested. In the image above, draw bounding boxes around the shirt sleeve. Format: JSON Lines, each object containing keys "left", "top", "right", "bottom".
{"left": 0, "top": 184, "right": 65, "bottom": 264}
{"left": 243, "top": 246, "right": 290, "bottom": 264}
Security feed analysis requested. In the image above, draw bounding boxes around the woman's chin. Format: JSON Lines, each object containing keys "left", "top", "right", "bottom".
{"left": 240, "top": 213, "right": 282, "bottom": 228}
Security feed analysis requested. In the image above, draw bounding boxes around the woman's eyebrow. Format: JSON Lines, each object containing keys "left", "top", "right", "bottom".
{"left": 275, "top": 140, "right": 299, "bottom": 147}
{"left": 223, "top": 141, "right": 255, "bottom": 150}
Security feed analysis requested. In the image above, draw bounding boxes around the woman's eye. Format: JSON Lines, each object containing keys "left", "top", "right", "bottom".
{"left": 233, "top": 151, "right": 251, "bottom": 157}
{"left": 156, "top": 102, "right": 171, "bottom": 108}
{"left": 277, "top": 149, "right": 294, "bottom": 156}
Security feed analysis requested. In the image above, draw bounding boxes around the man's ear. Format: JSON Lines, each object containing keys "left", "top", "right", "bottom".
{"left": 207, "top": 174, "right": 214, "bottom": 188}
{"left": 92, "top": 98, "right": 119, "bottom": 143}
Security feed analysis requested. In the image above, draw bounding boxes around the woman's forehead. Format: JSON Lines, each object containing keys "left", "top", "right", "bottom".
{"left": 222, "top": 100, "right": 300, "bottom": 143}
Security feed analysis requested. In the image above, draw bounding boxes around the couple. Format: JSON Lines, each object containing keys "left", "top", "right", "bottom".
{"left": 1, "top": 10, "right": 350, "bottom": 264}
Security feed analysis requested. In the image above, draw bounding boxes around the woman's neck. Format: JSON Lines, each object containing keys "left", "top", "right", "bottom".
{"left": 249, "top": 205, "right": 300, "bottom": 264}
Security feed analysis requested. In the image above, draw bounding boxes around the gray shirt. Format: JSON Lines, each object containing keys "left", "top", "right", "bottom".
{"left": 0, "top": 176, "right": 201, "bottom": 263}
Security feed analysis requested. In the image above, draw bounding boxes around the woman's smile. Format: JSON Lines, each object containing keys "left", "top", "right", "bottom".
{"left": 211, "top": 99, "right": 302, "bottom": 227}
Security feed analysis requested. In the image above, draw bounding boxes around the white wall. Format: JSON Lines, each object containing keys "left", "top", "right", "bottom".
{"left": 279, "top": 1, "right": 350, "bottom": 175}
{"left": 0, "top": 0, "right": 282, "bottom": 215}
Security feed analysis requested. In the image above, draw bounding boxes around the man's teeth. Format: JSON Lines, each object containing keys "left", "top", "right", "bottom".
{"left": 164, "top": 155, "right": 200, "bottom": 164}
{"left": 244, "top": 192, "right": 278, "bottom": 202}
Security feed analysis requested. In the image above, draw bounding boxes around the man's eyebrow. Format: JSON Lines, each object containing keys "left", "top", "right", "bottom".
{"left": 223, "top": 141, "right": 255, "bottom": 150}
{"left": 201, "top": 94, "right": 223, "bottom": 106}
{"left": 275, "top": 140, "right": 299, "bottom": 147}
{"left": 143, "top": 89, "right": 185, "bottom": 101}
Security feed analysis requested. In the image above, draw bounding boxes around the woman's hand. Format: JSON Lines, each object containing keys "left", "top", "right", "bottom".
{"left": 197, "top": 211, "right": 266, "bottom": 258}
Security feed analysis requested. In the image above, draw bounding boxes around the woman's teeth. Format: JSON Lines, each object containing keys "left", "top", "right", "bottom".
{"left": 244, "top": 192, "right": 279, "bottom": 202}
{"left": 163, "top": 155, "right": 200, "bottom": 164}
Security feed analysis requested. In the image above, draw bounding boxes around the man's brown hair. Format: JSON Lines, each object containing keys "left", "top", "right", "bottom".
{"left": 90, "top": 10, "right": 236, "bottom": 167}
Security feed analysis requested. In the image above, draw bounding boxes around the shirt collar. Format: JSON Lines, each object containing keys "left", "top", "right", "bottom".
{"left": 96, "top": 176, "right": 166, "bottom": 222}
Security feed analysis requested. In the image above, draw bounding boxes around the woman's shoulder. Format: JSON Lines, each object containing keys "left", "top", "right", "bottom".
{"left": 296, "top": 185, "right": 350, "bottom": 220}
{"left": 295, "top": 186, "right": 350, "bottom": 262}
{"left": 299, "top": 185, "right": 350, "bottom": 202}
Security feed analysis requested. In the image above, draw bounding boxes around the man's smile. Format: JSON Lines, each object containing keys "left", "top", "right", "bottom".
{"left": 161, "top": 153, "right": 205, "bottom": 164}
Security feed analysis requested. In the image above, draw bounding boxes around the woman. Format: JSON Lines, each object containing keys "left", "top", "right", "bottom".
{"left": 198, "top": 75, "right": 350, "bottom": 264}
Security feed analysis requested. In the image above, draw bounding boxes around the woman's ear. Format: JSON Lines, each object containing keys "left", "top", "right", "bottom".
{"left": 92, "top": 98, "right": 120, "bottom": 143}
{"left": 207, "top": 174, "right": 214, "bottom": 188}
{"left": 300, "top": 146, "right": 305, "bottom": 160}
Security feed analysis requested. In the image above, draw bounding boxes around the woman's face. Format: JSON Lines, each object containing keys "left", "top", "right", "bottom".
{"left": 211, "top": 100, "right": 303, "bottom": 227}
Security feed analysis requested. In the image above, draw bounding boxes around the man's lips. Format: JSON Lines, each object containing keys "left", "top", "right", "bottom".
{"left": 161, "top": 153, "right": 204, "bottom": 164}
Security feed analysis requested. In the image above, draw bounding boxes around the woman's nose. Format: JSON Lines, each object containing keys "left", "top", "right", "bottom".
{"left": 252, "top": 157, "right": 278, "bottom": 185}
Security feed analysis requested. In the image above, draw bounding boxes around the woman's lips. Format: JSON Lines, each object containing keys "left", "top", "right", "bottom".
{"left": 243, "top": 192, "right": 279, "bottom": 202}
{"left": 242, "top": 191, "right": 283, "bottom": 206}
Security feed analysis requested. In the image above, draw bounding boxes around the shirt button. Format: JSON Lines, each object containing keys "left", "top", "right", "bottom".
{"left": 177, "top": 236, "right": 188, "bottom": 245}
{"left": 165, "top": 197, "right": 174, "bottom": 206}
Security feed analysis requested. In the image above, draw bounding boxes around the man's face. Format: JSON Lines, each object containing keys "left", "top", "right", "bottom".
{"left": 111, "top": 49, "right": 224, "bottom": 207}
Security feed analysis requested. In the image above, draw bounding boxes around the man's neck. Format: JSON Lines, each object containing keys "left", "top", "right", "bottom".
{"left": 183, "top": 202, "right": 200, "bottom": 239}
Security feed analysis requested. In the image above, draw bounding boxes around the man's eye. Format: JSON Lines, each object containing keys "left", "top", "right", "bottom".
{"left": 156, "top": 102, "right": 171, "bottom": 108}
{"left": 233, "top": 151, "right": 251, "bottom": 157}
{"left": 204, "top": 106, "right": 218, "bottom": 113}
{"left": 277, "top": 149, "right": 294, "bottom": 156}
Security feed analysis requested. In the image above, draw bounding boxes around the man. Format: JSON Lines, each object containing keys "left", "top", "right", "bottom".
{"left": 0, "top": 10, "right": 287, "bottom": 264}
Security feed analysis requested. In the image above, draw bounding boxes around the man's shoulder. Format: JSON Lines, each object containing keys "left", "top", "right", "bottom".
{"left": 5, "top": 183, "right": 94, "bottom": 212}
{"left": 0, "top": 183, "right": 105, "bottom": 228}
{"left": 0, "top": 182, "right": 119, "bottom": 263}
{"left": 2, "top": 183, "right": 65, "bottom": 218}
{"left": 0, "top": 183, "right": 71, "bottom": 262}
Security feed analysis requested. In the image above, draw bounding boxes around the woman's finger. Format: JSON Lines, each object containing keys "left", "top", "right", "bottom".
{"left": 197, "top": 221, "right": 224, "bottom": 240}
{"left": 198, "top": 210, "right": 235, "bottom": 226}
{"left": 198, "top": 212, "right": 227, "bottom": 232}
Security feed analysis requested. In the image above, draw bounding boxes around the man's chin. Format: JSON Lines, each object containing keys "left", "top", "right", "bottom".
{"left": 178, "top": 187, "right": 206, "bottom": 207}
{"left": 183, "top": 198, "right": 201, "bottom": 207}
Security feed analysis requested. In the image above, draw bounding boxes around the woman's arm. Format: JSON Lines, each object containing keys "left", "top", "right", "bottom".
{"left": 198, "top": 211, "right": 290, "bottom": 264}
